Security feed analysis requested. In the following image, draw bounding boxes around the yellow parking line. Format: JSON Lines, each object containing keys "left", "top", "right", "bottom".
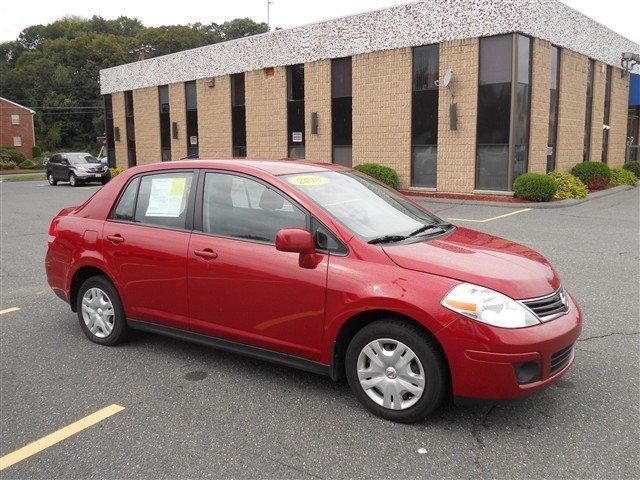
{"left": 0, "top": 404, "right": 125, "bottom": 471}
{"left": 0, "top": 307, "right": 21, "bottom": 315}
{"left": 448, "top": 208, "right": 532, "bottom": 223}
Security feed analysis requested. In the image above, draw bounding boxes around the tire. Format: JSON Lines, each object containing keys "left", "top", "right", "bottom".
{"left": 345, "top": 320, "right": 448, "bottom": 423}
{"left": 69, "top": 173, "right": 80, "bottom": 187}
{"left": 47, "top": 171, "right": 57, "bottom": 186}
{"left": 76, "top": 275, "right": 128, "bottom": 346}
{"left": 100, "top": 178, "right": 109, "bottom": 185}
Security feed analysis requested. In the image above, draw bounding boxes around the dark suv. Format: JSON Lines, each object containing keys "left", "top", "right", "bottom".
{"left": 46, "top": 152, "right": 109, "bottom": 187}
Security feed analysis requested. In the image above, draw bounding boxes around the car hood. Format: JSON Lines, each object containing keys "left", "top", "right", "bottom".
{"left": 382, "top": 227, "right": 560, "bottom": 299}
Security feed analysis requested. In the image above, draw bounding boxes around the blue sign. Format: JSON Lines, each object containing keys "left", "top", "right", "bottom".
{"left": 630, "top": 73, "right": 640, "bottom": 106}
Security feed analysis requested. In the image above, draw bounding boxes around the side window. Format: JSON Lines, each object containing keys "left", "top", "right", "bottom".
{"left": 111, "top": 177, "right": 140, "bottom": 221}
{"left": 49, "top": 155, "right": 59, "bottom": 164}
{"left": 312, "top": 217, "right": 347, "bottom": 254}
{"left": 134, "top": 172, "right": 194, "bottom": 229}
{"left": 203, "top": 172, "right": 306, "bottom": 243}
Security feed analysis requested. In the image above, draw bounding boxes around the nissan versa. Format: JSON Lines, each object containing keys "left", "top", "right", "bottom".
{"left": 45, "top": 159, "right": 581, "bottom": 422}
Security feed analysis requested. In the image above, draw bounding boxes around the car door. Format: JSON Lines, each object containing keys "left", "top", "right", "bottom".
{"left": 187, "top": 171, "right": 328, "bottom": 360}
{"left": 102, "top": 170, "right": 196, "bottom": 330}
{"left": 49, "top": 154, "right": 62, "bottom": 179}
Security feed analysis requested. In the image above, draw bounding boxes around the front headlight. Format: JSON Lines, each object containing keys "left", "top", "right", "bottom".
{"left": 441, "top": 283, "right": 539, "bottom": 329}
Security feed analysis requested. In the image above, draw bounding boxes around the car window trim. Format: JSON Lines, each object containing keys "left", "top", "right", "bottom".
{"left": 193, "top": 169, "right": 311, "bottom": 247}
{"left": 106, "top": 169, "right": 198, "bottom": 232}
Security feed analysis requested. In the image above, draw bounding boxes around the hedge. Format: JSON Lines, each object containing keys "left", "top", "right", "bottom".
{"left": 0, "top": 146, "right": 27, "bottom": 165}
{"left": 571, "top": 161, "right": 612, "bottom": 190}
{"left": 513, "top": 173, "right": 557, "bottom": 202}
{"left": 610, "top": 168, "right": 638, "bottom": 186}
{"left": 548, "top": 172, "right": 588, "bottom": 199}
{"left": 623, "top": 161, "right": 640, "bottom": 178}
{"left": 354, "top": 163, "right": 399, "bottom": 188}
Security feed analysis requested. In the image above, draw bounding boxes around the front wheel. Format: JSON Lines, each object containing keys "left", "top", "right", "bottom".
{"left": 76, "top": 275, "right": 128, "bottom": 346}
{"left": 47, "top": 172, "right": 57, "bottom": 186}
{"left": 345, "top": 320, "right": 448, "bottom": 423}
{"left": 69, "top": 172, "right": 80, "bottom": 187}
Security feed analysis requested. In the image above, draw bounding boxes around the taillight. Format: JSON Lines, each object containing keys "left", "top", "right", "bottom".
{"left": 48, "top": 218, "right": 60, "bottom": 244}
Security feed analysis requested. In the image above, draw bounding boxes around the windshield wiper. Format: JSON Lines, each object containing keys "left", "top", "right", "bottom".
{"left": 407, "top": 222, "right": 453, "bottom": 238}
{"left": 368, "top": 234, "right": 409, "bottom": 245}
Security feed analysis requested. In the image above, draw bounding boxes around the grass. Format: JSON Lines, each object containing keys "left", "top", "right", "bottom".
{"left": 1, "top": 172, "right": 45, "bottom": 182}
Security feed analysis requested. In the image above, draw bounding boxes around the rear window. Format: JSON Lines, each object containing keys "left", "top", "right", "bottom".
{"left": 111, "top": 177, "right": 139, "bottom": 221}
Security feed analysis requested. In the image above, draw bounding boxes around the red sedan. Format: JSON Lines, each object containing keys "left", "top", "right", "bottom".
{"left": 45, "top": 159, "right": 581, "bottom": 422}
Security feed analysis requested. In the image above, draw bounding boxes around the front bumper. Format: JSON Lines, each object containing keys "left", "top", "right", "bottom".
{"left": 74, "top": 170, "right": 108, "bottom": 179}
{"left": 439, "top": 293, "right": 582, "bottom": 400}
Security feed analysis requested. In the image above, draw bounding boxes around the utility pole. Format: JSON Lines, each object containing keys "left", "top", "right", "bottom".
{"left": 267, "top": 0, "right": 273, "bottom": 31}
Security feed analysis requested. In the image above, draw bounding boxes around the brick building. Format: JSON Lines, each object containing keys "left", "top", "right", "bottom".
{"left": 99, "top": 0, "right": 639, "bottom": 193}
{"left": 0, "top": 97, "right": 35, "bottom": 159}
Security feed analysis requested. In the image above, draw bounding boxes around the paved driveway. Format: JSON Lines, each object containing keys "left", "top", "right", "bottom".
{"left": 1, "top": 180, "right": 638, "bottom": 479}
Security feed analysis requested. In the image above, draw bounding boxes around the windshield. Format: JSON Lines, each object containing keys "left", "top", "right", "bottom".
{"left": 67, "top": 153, "right": 99, "bottom": 164}
{"left": 281, "top": 171, "right": 443, "bottom": 241}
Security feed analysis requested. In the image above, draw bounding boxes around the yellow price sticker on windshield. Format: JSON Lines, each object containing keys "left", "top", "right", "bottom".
{"left": 288, "top": 175, "right": 328, "bottom": 186}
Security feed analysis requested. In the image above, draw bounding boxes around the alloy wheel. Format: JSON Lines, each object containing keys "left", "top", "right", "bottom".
{"left": 69, "top": 174, "right": 77, "bottom": 186}
{"left": 357, "top": 338, "right": 425, "bottom": 410}
{"left": 81, "top": 287, "right": 115, "bottom": 338}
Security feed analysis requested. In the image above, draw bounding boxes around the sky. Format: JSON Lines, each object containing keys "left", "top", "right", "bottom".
{"left": 1, "top": 0, "right": 639, "bottom": 44}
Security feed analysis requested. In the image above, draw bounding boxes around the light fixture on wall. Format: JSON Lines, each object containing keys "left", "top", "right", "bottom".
{"left": 207, "top": 78, "right": 215, "bottom": 88}
{"left": 621, "top": 52, "right": 639, "bottom": 77}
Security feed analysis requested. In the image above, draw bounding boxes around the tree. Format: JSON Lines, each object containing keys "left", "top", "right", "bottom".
{"left": 0, "top": 16, "right": 269, "bottom": 153}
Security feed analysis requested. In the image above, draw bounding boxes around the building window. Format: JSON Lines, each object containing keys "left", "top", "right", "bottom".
{"left": 287, "top": 64, "right": 305, "bottom": 159}
{"left": 124, "top": 90, "right": 136, "bottom": 167}
{"left": 13, "top": 136, "right": 22, "bottom": 147}
{"left": 602, "top": 65, "right": 612, "bottom": 162}
{"left": 411, "top": 44, "right": 439, "bottom": 188}
{"left": 231, "top": 73, "right": 247, "bottom": 157}
{"left": 332, "top": 57, "right": 352, "bottom": 167}
{"left": 11, "top": 114, "right": 20, "bottom": 125}
{"left": 583, "top": 59, "right": 595, "bottom": 161}
{"left": 476, "top": 34, "right": 531, "bottom": 191}
{"left": 185, "top": 81, "right": 199, "bottom": 157}
{"left": 628, "top": 106, "right": 639, "bottom": 162}
{"left": 158, "top": 85, "right": 171, "bottom": 161}
{"left": 547, "top": 46, "right": 561, "bottom": 172}
{"left": 104, "top": 94, "right": 116, "bottom": 168}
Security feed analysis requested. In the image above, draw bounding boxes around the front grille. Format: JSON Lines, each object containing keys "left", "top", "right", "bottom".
{"left": 550, "top": 344, "right": 573, "bottom": 374}
{"left": 521, "top": 288, "right": 569, "bottom": 321}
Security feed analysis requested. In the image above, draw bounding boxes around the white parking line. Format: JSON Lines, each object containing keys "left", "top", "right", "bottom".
{"left": 447, "top": 208, "right": 532, "bottom": 223}
{"left": 0, "top": 307, "right": 21, "bottom": 315}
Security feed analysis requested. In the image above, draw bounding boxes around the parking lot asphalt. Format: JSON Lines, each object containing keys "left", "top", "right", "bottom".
{"left": 1, "top": 179, "right": 638, "bottom": 479}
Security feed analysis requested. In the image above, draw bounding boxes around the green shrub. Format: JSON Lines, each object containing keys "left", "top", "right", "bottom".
{"left": 354, "top": 163, "right": 399, "bottom": 188}
{"left": 513, "top": 173, "right": 557, "bottom": 202}
{"left": 623, "top": 160, "right": 640, "bottom": 178}
{"left": 610, "top": 168, "right": 638, "bottom": 186}
{"left": 32, "top": 145, "right": 42, "bottom": 158}
{"left": 108, "top": 167, "right": 124, "bottom": 178}
{"left": 548, "top": 172, "right": 588, "bottom": 199}
{"left": 571, "top": 161, "right": 612, "bottom": 184}
{"left": 18, "top": 159, "right": 41, "bottom": 169}
{"left": 0, "top": 159, "right": 17, "bottom": 170}
{"left": 0, "top": 146, "right": 27, "bottom": 165}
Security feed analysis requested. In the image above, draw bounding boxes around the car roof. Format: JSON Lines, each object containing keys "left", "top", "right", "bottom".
{"left": 140, "top": 158, "right": 349, "bottom": 176}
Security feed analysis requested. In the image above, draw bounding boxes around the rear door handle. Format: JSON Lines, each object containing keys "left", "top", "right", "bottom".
{"left": 194, "top": 248, "right": 218, "bottom": 260}
{"left": 107, "top": 234, "right": 124, "bottom": 244}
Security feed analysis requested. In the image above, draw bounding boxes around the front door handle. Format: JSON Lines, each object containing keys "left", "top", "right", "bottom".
{"left": 194, "top": 248, "right": 218, "bottom": 260}
{"left": 107, "top": 234, "right": 124, "bottom": 244}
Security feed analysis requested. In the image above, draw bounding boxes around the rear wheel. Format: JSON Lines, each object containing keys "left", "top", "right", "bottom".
{"left": 345, "top": 320, "right": 448, "bottom": 423}
{"left": 69, "top": 172, "right": 80, "bottom": 187}
{"left": 47, "top": 172, "right": 57, "bottom": 186}
{"left": 76, "top": 275, "right": 128, "bottom": 346}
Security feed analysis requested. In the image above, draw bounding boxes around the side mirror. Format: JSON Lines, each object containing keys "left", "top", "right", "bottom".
{"left": 275, "top": 228, "right": 315, "bottom": 255}
{"left": 61, "top": 158, "right": 69, "bottom": 165}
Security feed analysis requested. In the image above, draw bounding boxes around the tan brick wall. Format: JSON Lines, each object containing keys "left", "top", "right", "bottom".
{"left": 304, "top": 60, "right": 332, "bottom": 162}
{"left": 556, "top": 50, "right": 588, "bottom": 172}
{"left": 589, "top": 61, "right": 605, "bottom": 161}
{"left": 132, "top": 87, "right": 161, "bottom": 165}
{"left": 436, "top": 38, "right": 479, "bottom": 193}
{"left": 111, "top": 91, "right": 128, "bottom": 169}
{"left": 528, "top": 39, "right": 552, "bottom": 173}
{"left": 169, "top": 82, "right": 187, "bottom": 160}
{"left": 352, "top": 48, "right": 412, "bottom": 187}
{"left": 608, "top": 68, "right": 629, "bottom": 167}
{"left": 196, "top": 76, "right": 233, "bottom": 157}
{"left": 245, "top": 67, "right": 288, "bottom": 158}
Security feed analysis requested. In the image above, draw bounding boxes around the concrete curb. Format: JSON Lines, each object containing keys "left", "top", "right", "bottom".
{"left": 409, "top": 185, "right": 636, "bottom": 209}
